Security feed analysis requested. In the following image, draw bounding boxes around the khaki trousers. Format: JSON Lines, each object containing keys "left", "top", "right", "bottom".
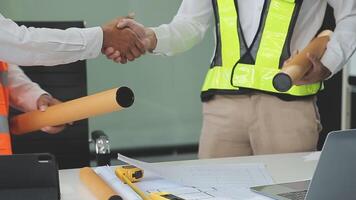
{"left": 198, "top": 93, "right": 322, "bottom": 159}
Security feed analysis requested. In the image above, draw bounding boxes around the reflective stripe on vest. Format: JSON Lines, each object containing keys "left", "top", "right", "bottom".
{"left": 0, "top": 61, "right": 11, "bottom": 155}
{"left": 0, "top": 71, "right": 8, "bottom": 87}
{"left": 202, "top": 0, "right": 322, "bottom": 97}
{"left": 0, "top": 116, "right": 9, "bottom": 133}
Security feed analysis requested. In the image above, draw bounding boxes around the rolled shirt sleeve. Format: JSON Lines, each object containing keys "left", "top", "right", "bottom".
{"left": 321, "top": 0, "right": 356, "bottom": 76}
{"left": 8, "top": 64, "right": 48, "bottom": 112}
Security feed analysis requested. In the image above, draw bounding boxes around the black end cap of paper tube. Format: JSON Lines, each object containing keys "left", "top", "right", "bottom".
{"left": 109, "top": 195, "right": 123, "bottom": 200}
{"left": 273, "top": 73, "right": 292, "bottom": 92}
{"left": 116, "top": 87, "right": 135, "bottom": 108}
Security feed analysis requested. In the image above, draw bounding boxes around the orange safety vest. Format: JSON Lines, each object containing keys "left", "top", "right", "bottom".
{"left": 0, "top": 61, "right": 11, "bottom": 155}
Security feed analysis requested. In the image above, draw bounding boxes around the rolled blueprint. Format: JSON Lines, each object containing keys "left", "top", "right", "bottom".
{"left": 95, "top": 166, "right": 142, "bottom": 200}
{"left": 10, "top": 87, "right": 134, "bottom": 135}
{"left": 79, "top": 167, "right": 123, "bottom": 200}
{"left": 273, "top": 30, "right": 332, "bottom": 92}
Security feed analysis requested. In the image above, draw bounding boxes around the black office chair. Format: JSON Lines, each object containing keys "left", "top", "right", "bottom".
{"left": 9, "top": 21, "right": 111, "bottom": 169}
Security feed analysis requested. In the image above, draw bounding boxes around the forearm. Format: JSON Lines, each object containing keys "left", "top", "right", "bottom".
{"left": 0, "top": 15, "right": 103, "bottom": 66}
{"left": 322, "top": 0, "right": 356, "bottom": 76}
{"left": 152, "top": 20, "right": 210, "bottom": 56}
{"left": 8, "top": 64, "right": 47, "bottom": 112}
{"left": 151, "top": 0, "right": 213, "bottom": 56}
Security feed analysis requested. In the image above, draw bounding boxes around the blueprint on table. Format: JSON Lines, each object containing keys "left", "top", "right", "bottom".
{"left": 114, "top": 153, "right": 274, "bottom": 200}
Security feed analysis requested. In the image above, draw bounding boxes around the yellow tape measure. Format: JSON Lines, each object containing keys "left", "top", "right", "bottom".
{"left": 116, "top": 165, "right": 143, "bottom": 182}
{"left": 115, "top": 165, "right": 185, "bottom": 200}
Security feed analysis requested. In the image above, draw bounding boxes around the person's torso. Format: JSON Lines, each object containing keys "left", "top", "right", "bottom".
{"left": 202, "top": 0, "right": 326, "bottom": 101}
{"left": 236, "top": 0, "right": 327, "bottom": 53}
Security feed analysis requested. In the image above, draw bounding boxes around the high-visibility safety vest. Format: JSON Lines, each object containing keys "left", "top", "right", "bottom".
{"left": 0, "top": 61, "right": 11, "bottom": 155}
{"left": 201, "top": 0, "right": 322, "bottom": 100}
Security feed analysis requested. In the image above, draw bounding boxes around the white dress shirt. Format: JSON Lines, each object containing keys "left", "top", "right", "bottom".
{"left": 8, "top": 64, "right": 46, "bottom": 112}
{"left": 0, "top": 13, "right": 103, "bottom": 111}
{"left": 152, "top": 0, "right": 356, "bottom": 76}
{"left": 0, "top": 13, "right": 103, "bottom": 66}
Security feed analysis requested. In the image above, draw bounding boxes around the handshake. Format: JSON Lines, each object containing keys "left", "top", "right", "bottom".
{"left": 101, "top": 17, "right": 157, "bottom": 64}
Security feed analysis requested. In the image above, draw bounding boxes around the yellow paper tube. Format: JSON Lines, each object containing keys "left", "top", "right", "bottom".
{"left": 273, "top": 30, "right": 332, "bottom": 92}
{"left": 79, "top": 167, "right": 122, "bottom": 200}
{"left": 10, "top": 86, "right": 134, "bottom": 135}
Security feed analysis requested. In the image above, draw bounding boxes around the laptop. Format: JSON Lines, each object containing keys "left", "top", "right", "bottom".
{"left": 251, "top": 129, "right": 356, "bottom": 200}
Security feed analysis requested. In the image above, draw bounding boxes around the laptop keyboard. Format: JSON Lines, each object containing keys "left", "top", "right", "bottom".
{"left": 277, "top": 190, "right": 307, "bottom": 200}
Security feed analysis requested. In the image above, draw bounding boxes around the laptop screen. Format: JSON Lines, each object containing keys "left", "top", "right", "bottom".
{"left": 306, "top": 130, "right": 356, "bottom": 200}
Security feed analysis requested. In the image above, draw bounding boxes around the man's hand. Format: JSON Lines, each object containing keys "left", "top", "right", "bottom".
{"left": 103, "top": 18, "right": 157, "bottom": 64}
{"left": 101, "top": 17, "right": 146, "bottom": 63}
{"left": 294, "top": 53, "right": 332, "bottom": 85}
{"left": 37, "top": 94, "right": 69, "bottom": 134}
{"left": 117, "top": 19, "right": 157, "bottom": 51}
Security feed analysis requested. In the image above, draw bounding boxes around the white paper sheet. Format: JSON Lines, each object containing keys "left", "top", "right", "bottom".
{"left": 94, "top": 166, "right": 142, "bottom": 200}
{"left": 117, "top": 153, "right": 274, "bottom": 200}
{"left": 303, "top": 151, "right": 321, "bottom": 162}
{"left": 135, "top": 170, "right": 272, "bottom": 200}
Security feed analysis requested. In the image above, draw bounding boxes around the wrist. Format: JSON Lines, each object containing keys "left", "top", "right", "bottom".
{"left": 321, "top": 65, "right": 332, "bottom": 80}
{"left": 101, "top": 26, "right": 110, "bottom": 50}
{"left": 39, "top": 93, "right": 51, "bottom": 98}
{"left": 145, "top": 28, "right": 157, "bottom": 52}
